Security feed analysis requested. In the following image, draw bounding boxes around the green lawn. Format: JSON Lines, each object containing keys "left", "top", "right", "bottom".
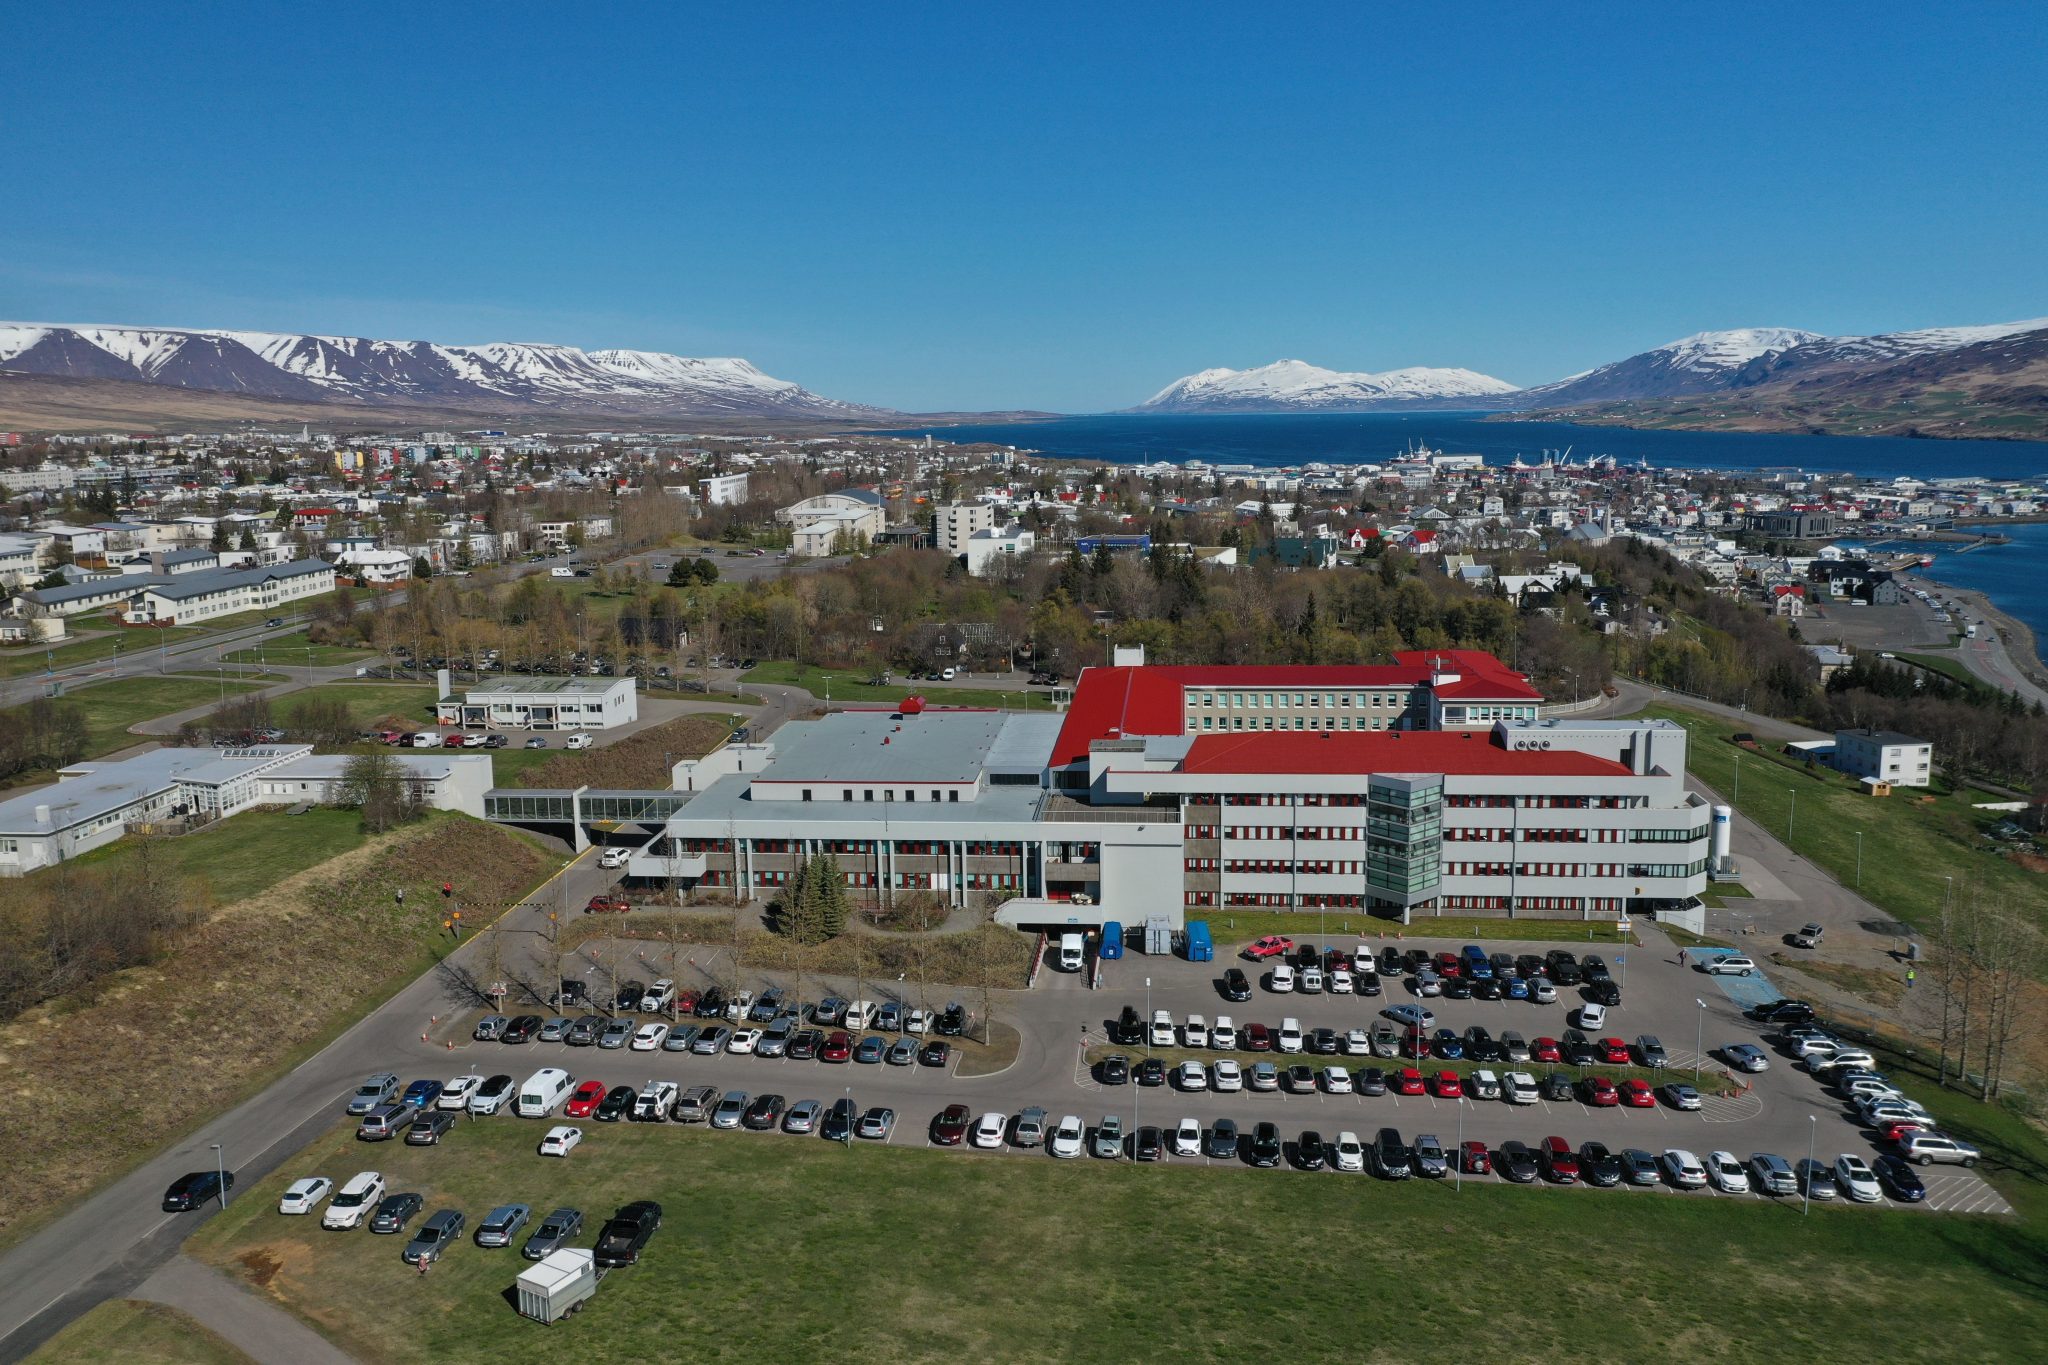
{"left": 60, "top": 808, "right": 366, "bottom": 905}
{"left": 30, "top": 1299, "right": 251, "bottom": 1365}
{"left": 273, "top": 683, "right": 439, "bottom": 731}
{"left": 1646, "top": 705, "right": 2044, "bottom": 935}
{"left": 742, "top": 660, "right": 1048, "bottom": 711}
{"left": 0, "top": 627, "right": 209, "bottom": 679}
{"left": 1194, "top": 909, "right": 1630, "bottom": 947}
{"left": 219, "top": 629, "right": 376, "bottom": 666}
{"left": 187, "top": 1106, "right": 2048, "bottom": 1364}
{"left": 1894, "top": 651, "right": 1994, "bottom": 693}
{"left": 488, "top": 746, "right": 558, "bottom": 786}
{"left": 6, "top": 675, "right": 267, "bottom": 759}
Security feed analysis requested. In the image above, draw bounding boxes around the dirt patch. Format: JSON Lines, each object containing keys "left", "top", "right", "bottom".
{"left": 514, "top": 714, "right": 736, "bottom": 789}
{"left": 237, "top": 1246, "right": 284, "bottom": 1291}
{"left": 2011, "top": 851, "right": 2048, "bottom": 874}
{"left": 1769, "top": 952, "right": 1908, "bottom": 1010}
{"left": 561, "top": 911, "right": 1036, "bottom": 991}
{"left": 0, "top": 816, "right": 556, "bottom": 1252}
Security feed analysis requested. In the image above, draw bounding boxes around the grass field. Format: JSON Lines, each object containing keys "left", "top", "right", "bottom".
{"left": 0, "top": 627, "right": 210, "bottom": 679}
{"left": 1645, "top": 706, "right": 2044, "bottom": 935}
{"left": 1894, "top": 651, "right": 1989, "bottom": 691}
{"left": 742, "top": 660, "right": 1050, "bottom": 711}
{"left": 1193, "top": 909, "right": 1631, "bottom": 947}
{"left": 185, "top": 1095, "right": 2048, "bottom": 1364}
{"left": 269, "top": 683, "right": 438, "bottom": 731}
{"left": 62, "top": 808, "right": 367, "bottom": 905}
{"left": 31, "top": 1299, "right": 251, "bottom": 1365}
{"left": 219, "top": 629, "right": 376, "bottom": 666}
{"left": 8, "top": 674, "right": 267, "bottom": 758}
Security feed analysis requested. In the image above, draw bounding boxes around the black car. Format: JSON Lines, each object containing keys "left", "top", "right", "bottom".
{"left": 1872, "top": 1154, "right": 1928, "bottom": 1202}
{"left": 1470, "top": 977, "right": 1503, "bottom": 1002}
{"left": 1135, "top": 1057, "right": 1166, "bottom": 1087}
{"left": 405, "top": 1110, "right": 456, "bottom": 1145}
{"left": 694, "top": 988, "right": 727, "bottom": 1019}
{"left": 1752, "top": 999, "right": 1817, "bottom": 1026}
{"left": 1546, "top": 951, "right": 1583, "bottom": 986}
{"left": 162, "top": 1170, "right": 234, "bottom": 1211}
{"left": 1205, "top": 1120, "right": 1241, "bottom": 1160}
{"left": 1133, "top": 1126, "right": 1166, "bottom": 1162}
{"left": 821, "top": 1098, "right": 856, "bottom": 1142}
{"left": 1308, "top": 1028, "right": 1340, "bottom": 1056}
{"left": 612, "top": 982, "right": 648, "bottom": 1012}
{"left": 918, "top": 1041, "right": 951, "bottom": 1067}
{"left": 1378, "top": 947, "right": 1405, "bottom": 977}
{"left": 1441, "top": 976, "right": 1473, "bottom": 1001}
{"left": 788, "top": 1029, "right": 823, "bottom": 1060}
{"left": 522, "top": 1207, "right": 584, "bottom": 1260}
{"left": 1498, "top": 1141, "right": 1540, "bottom": 1183}
{"left": 1371, "top": 1128, "right": 1411, "bottom": 1180}
{"left": 1586, "top": 979, "right": 1622, "bottom": 1007}
{"left": 937, "top": 1003, "right": 968, "bottom": 1036}
{"left": 596, "top": 1086, "right": 637, "bottom": 1122}
{"left": 548, "top": 980, "right": 590, "bottom": 1009}
{"left": 594, "top": 1201, "right": 663, "bottom": 1268}
{"left": 1291, "top": 943, "right": 1320, "bottom": 968}
{"left": 1248, "top": 1122, "right": 1284, "bottom": 1168}
{"left": 1541, "top": 1072, "right": 1576, "bottom": 1102}
{"left": 1562, "top": 1030, "right": 1600, "bottom": 1067}
{"left": 1112, "top": 1006, "right": 1144, "bottom": 1046}
{"left": 1221, "top": 968, "right": 1252, "bottom": 1002}
{"left": 1404, "top": 948, "right": 1430, "bottom": 974}
{"left": 1464, "top": 1025, "right": 1497, "bottom": 1062}
{"left": 1355, "top": 974, "right": 1383, "bottom": 998}
{"left": 1516, "top": 954, "right": 1546, "bottom": 979}
{"left": 742, "top": 1093, "right": 786, "bottom": 1130}
{"left": 1582, "top": 954, "right": 1612, "bottom": 984}
{"left": 1356, "top": 1066, "right": 1388, "bottom": 1096}
{"left": 502, "top": 1014, "right": 544, "bottom": 1043}
{"left": 369, "top": 1191, "right": 424, "bottom": 1234}
{"left": 1295, "top": 1130, "right": 1328, "bottom": 1172}
{"left": 1099, "top": 1054, "right": 1131, "bottom": 1085}
{"left": 1578, "top": 1141, "right": 1624, "bottom": 1187}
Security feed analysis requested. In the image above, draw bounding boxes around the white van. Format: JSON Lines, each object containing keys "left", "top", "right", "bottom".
{"left": 515, "top": 1067, "right": 575, "bottom": 1118}
{"left": 550, "top": 566, "right": 574, "bottom": 578}
{"left": 321, "top": 1171, "right": 386, "bottom": 1230}
{"left": 410, "top": 732, "right": 440, "bottom": 749}
{"left": 1057, "top": 933, "right": 1085, "bottom": 971}
{"left": 844, "top": 1000, "right": 879, "bottom": 1031}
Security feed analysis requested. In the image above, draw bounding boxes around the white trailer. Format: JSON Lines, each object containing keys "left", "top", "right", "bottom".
{"left": 516, "top": 1249, "right": 598, "bottom": 1324}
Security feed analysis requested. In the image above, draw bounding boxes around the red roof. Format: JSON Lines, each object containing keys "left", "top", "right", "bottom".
{"left": 1049, "top": 652, "right": 1541, "bottom": 766}
{"left": 1178, "top": 730, "right": 1630, "bottom": 778}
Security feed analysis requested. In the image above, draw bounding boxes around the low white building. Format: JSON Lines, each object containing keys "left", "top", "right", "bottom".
{"left": 124, "top": 559, "right": 337, "bottom": 626}
{"left": 336, "top": 547, "right": 413, "bottom": 586}
{"left": 1833, "top": 727, "right": 1933, "bottom": 788}
{"left": 436, "top": 674, "right": 639, "bottom": 732}
{"left": 256, "top": 752, "right": 492, "bottom": 817}
{"left": 963, "top": 524, "right": 1035, "bottom": 576}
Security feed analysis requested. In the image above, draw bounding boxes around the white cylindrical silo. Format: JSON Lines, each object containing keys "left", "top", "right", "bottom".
{"left": 1711, "top": 804, "right": 1733, "bottom": 863}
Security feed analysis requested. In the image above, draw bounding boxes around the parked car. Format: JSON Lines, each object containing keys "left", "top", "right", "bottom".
{"left": 521, "top": 1207, "right": 584, "bottom": 1260}
{"left": 475, "top": 1204, "right": 532, "bottom": 1248}
{"left": 369, "top": 1192, "right": 424, "bottom": 1234}
{"left": 402, "top": 1210, "right": 465, "bottom": 1264}
{"left": 538, "top": 1125, "right": 583, "bottom": 1157}
{"left": 278, "top": 1177, "right": 333, "bottom": 1215}
{"left": 1248, "top": 1122, "right": 1283, "bottom": 1169}
{"left": 1872, "top": 1154, "right": 1928, "bottom": 1202}
{"left": 405, "top": 1111, "right": 456, "bottom": 1145}
{"left": 593, "top": 1201, "right": 662, "bottom": 1267}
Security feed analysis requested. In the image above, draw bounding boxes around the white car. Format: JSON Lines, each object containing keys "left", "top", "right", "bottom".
{"left": 1211, "top": 1059, "right": 1244, "bottom": 1092}
{"left": 1662, "top": 1149, "right": 1709, "bottom": 1189}
{"left": 1269, "top": 963, "right": 1296, "bottom": 993}
{"left": 1791, "top": 1034, "right": 1843, "bottom": 1061}
{"left": 598, "top": 847, "right": 629, "bottom": 869}
{"left": 1150, "top": 1010, "right": 1175, "bottom": 1048}
{"left": 1171, "top": 1119, "right": 1203, "bottom": 1157}
{"left": 437, "top": 1074, "right": 481, "bottom": 1110}
{"left": 726, "top": 1028, "right": 762, "bottom": 1054}
{"left": 1276, "top": 1018, "right": 1304, "bottom": 1053}
{"left": 278, "top": 1177, "right": 333, "bottom": 1215}
{"left": 1807, "top": 1050, "right": 1877, "bottom": 1075}
{"left": 905, "top": 1009, "right": 931, "bottom": 1035}
{"left": 1705, "top": 1150, "right": 1751, "bottom": 1194}
{"left": 1049, "top": 1115, "right": 1085, "bottom": 1158}
{"left": 725, "top": 990, "right": 755, "bottom": 1021}
{"left": 1503, "top": 1071, "right": 1539, "bottom": 1105}
{"left": 1328, "top": 966, "right": 1354, "bottom": 994}
{"left": 539, "top": 1125, "right": 583, "bottom": 1157}
{"left": 1212, "top": 1017, "right": 1238, "bottom": 1050}
{"left": 1343, "top": 1028, "right": 1371, "bottom": 1057}
{"left": 641, "top": 979, "right": 676, "bottom": 1013}
{"left": 1531, "top": 979, "right": 1558, "bottom": 1005}
{"left": 1834, "top": 1153, "right": 1883, "bottom": 1203}
{"left": 634, "top": 1081, "right": 679, "bottom": 1121}
{"left": 1858, "top": 1098, "right": 1933, "bottom": 1128}
{"left": 1183, "top": 1014, "right": 1209, "bottom": 1048}
{"left": 320, "top": 1171, "right": 384, "bottom": 1229}
{"left": 1704, "top": 955, "right": 1758, "bottom": 977}
{"left": 970, "top": 1113, "right": 1007, "bottom": 1149}
{"left": 565, "top": 734, "right": 594, "bottom": 750}
{"left": 1332, "top": 1131, "right": 1366, "bottom": 1173}
{"left": 1298, "top": 965, "right": 1324, "bottom": 994}
{"left": 1574, "top": 1003, "right": 1607, "bottom": 1030}
{"left": 630, "top": 1022, "right": 670, "bottom": 1051}
{"left": 1174, "top": 1060, "right": 1209, "bottom": 1092}
{"left": 1321, "top": 1066, "right": 1353, "bottom": 1095}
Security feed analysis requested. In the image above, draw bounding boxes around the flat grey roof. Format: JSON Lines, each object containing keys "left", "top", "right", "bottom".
{"left": 1838, "top": 729, "right": 1928, "bottom": 746}
{"left": 749, "top": 710, "right": 1010, "bottom": 785}
{"left": 0, "top": 747, "right": 301, "bottom": 835}
{"left": 669, "top": 770, "right": 1047, "bottom": 828}
{"left": 985, "top": 713, "right": 1064, "bottom": 776}
{"left": 463, "top": 675, "right": 630, "bottom": 698}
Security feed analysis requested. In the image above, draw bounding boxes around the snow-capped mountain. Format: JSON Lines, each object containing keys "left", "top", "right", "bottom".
{"left": 1723, "top": 317, "right": 2048, "bottom": 388}
{"left": 0, "top": 323, "right": 888, "bottom": 420}
{"left": 1136, "top": 359, "right": 1519, "bottom": 413}
{"left": 1513, "top": 328, "right": 1827, "bottom": 408}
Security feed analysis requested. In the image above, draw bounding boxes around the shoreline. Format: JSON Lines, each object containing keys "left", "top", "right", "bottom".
{"left": 1914, "top": 578, "right": 2048, "bottom": 692}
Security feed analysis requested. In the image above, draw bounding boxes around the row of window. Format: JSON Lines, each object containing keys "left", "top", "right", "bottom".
{"left": 800, "top": 788, "right": 965, "bottom": 804}
{"left": 1191, "top": 714, "right": 1398, "bottom": 733}
{"left": 1631, "top": 826, "right": 1710, "bottom": 843}
{"left": 1443, "top": 862, "right": 1628, "bottom": 878}
{"left": 1438, "top": 894, "right": 1621, "bottom": 913}
{"left": 1189, "top": 690, "right": 1413, "bottom": 709}
{"left": 1445, "top": 794, "right": 1629, "bottom": 809}
{"left": 1444, "top": 827, "right": 1590, "bottom": 843}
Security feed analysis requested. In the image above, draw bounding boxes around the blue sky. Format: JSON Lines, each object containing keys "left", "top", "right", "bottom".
{"left": 6, "top": 4, "right": 2044, "bottom": 412}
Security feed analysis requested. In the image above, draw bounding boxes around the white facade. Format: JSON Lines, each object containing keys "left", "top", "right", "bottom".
{"left": 256, "top": 753, "right": 492, "bottom": 817}
{"left": 963, "top": 524, "right": 1035, "bottom": 576}
{"left": 701, "top": 472, "right": 750, "bottom": 505}
{"left": 124, "top": 560, "right": 337, "bottom": 626}
{"left": 937, "top": 502, "right": 995, "bottom": 555}
{"left": 1833, "top": 727, "right": 1934, "bottom": 788}
{"left": 437, "top": 675, "right": 639, "bottom": 731}
{"left": 337, "top": 548, "right": 413, "bottom": 585}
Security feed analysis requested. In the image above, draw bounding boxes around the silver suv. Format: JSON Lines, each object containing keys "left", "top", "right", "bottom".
{"left": 347, "top": 1072, "right": 401, "bottom": 1116}
{"left": 1747, "top": 1152, "right": 1797, "bottom": 1195}
{"left": 1899, "top": 1131, "right": 1981, "bottom": 1167}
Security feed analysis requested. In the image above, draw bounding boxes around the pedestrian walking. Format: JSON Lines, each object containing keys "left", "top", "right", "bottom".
{"left": 1906, "top": 967, "right": 1917, "bottom": 989}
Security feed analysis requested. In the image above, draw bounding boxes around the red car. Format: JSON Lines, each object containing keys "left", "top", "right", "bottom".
{"left": 1599, "top": 1037, "right": 1631, "bottom": 1064}
{"left": 1244, "top": 936, "right": 1294, "bottom": 960}
{"left": 1433, "top": 952, "right": 1462, "bottom": 978}
{"left": 1618, "top": 1078, "right": 1656, "bottom": 1108}
{"left": 930, "top": 1103, "right": 970, "bottom": 1146}
{"left": 1395, "top": 1067, "right": 1426, "bottom": 1096}
{"left": 564, "top": 1080, "right": 607, "bottom": 1118}
{"left": 1880, "top": 1120, "right": 1927, "bottom": 1144}
{"left": 1461, "top": 1140, "right": 1492, "bottom": 1175}
{"left": 584, "top": 894, "right": 630, "bottom": 914}
{"left": 820, "top": 1030, "right": 854, "bottom": 1063}
{"left": 1401, "top": 1030, "right": 1433, "bottom": 1059}
{"left": 1531, "top": 1037, "right": 1562, "bottom": 1064}
{"left": 1540, "top": 1136, "right": 1580, "bottom": 1182}
{"left": 1430, "top": 1071, "right": 1464, "bottom": 1100}
{"left": 674, "top": 989, "right": 699, "bottom": 1014}
{"left": 1243, "top": 1023, "right": 1273, "bottom": 1052}
{"left": 443, "top": 733, "right": 468, "bottom": 748}
{"left": 1580, "top": 1076, "right": 1619, "bottom": 1107}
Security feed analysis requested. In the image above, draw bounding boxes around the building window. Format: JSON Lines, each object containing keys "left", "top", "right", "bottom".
{"left": 802, "top": 789, "right": 812, "bottom": 802}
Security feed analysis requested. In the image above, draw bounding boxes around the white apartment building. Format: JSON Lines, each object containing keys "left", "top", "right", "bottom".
{"left": 436, "top": 674, "right": 639, "bottom": 732}
{"left": 124, "top": 559, "right": 337, "bottom": 626}
{"left": 701, "top": 472, "right": 750, "bottom": 505}
{"left": 937, "top": 501, "right": 995, "bottom": 555}
{"left": 963, "top": 524, "right": 1034, "bottom": 576}
{"left": 1833, "top": 727, "right": 1934, "bottom": 788}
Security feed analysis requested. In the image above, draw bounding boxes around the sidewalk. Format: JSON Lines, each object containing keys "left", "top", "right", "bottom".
{"left": 135, "top": 1254, "right": 353, "bottom": 1365}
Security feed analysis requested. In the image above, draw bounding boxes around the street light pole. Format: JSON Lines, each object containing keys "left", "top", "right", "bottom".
{"left": 1694, "top": 998, "right": 1705, "bottom": 1082}
{"left": 1803, "top": 1114, "right": 1815, "bottom": 1216}
{"left": 1854, "top": 831, "right": 1862, "bottom": 890}
{"left": 1733, "top": 756, "right": 1740, "bottom": 805}
{"left": 210, "top": 1142, "right": 227, "bottom": 1209}
{"left": 1786, "top": 789, "right": 1796, "bottom": 844}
